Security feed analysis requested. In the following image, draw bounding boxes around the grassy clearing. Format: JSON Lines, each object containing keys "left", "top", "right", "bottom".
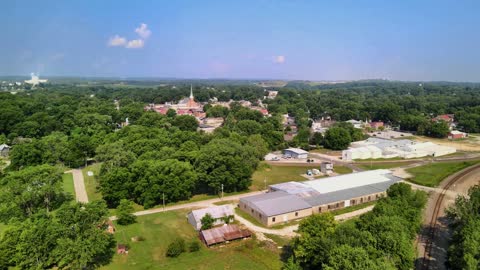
{"left": 406, "top": 160, "right": 480, "bottom": 187}
{"left": 251, "top": 163, "right": 353, "bottom": 191}
{"left": 264, "top": 234, "right": 291, "bottom": 247}
{"left": 357, "top": 162, "right": 415, "bottom": 170}
{"left": 334, "top": 165, "right": 353, "bottom": 174}
{"left": 103, "top": 210, "right": 282, "bottom": 270}
{"left": 62, "top": 173, "right": 75, "bottom": 197}
{"left": 251, "top": 163, "right": 311, "bottom": 191}
{"left": 82, "top": 163, "right": 103, "bottom": 202}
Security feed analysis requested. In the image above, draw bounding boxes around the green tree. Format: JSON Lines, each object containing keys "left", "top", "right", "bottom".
{"left": 116, "top": 199, "right": 136, "bottom": 225}
{"left": 172, "top": 115, "right": 199, "bottom": 132}
{"left": 166, "top": 238, "right": 186, "bottom": 257}
{"left": 0, "top": 165, "right": 66, "bottom": 221}
{"left": 324, "top": 127, "right": 351, "bottom": 150}
{"left": 195, "top": 139, "right": 258, "bottom": 193}
{"left": 200, "top": 213, "right": 215, "bottom": 230}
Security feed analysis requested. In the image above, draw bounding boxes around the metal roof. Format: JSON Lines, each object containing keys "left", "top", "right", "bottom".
{"left": 240, "top": 191, "right": 312, "bottom": 216}
{"left": 302, "top": 169, "right": 395, "bottom": 194}
{"left": 200, "top": 224, "right": 251, "bottom": 246}
{"left": 284, "top": 148, "right": 309, "bottom": 155}
{"left": 303, "top": 180, "right": 398, "bottom": 206}
{"left": 188, "top": 205, "right": 233, "bottom": 222}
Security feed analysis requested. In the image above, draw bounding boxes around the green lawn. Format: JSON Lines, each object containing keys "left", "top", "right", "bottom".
{"left": 357, "top": 162, "right": 415, "bottom": 170}
{"left": 82, "top": 163, "right": 103, "bottom": 202}
{"left": 334, "top": 165, "right": 353, "bottom": 174}
{"left": 103, "top": 210, "right": 282, "bottom": 270}
{"left": 62, "top": 173, "right": 75, "bottom": 197}
{"left": 406, "top": 160, "right": 480, "bottom": 187}
{"left": 251, "top": 162, "right": 352, "bottom": 191}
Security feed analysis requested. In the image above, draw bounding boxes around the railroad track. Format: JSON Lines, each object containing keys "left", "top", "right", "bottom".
{"left": 419, "top": 163, "right": 480, "bottom": 270}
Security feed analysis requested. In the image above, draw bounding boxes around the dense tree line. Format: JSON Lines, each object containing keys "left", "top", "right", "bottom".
{"left": 447, "top": 185, "right": 480, "bottom": 270}
{"left": 284, "top": 183, "right": 427, "bottom": 270}
{"left": 0, "top": 165, "right": 115, "bottom": 269}
{"left": 266, "top": 81, "right": 480, "bottom": 134}
{"left": 97, "top": 108, "right": 273, "bottom": 208}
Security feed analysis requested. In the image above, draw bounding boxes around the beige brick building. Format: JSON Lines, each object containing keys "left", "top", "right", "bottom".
{"left": 239, "top": 170, "right": 398, "bottom": 226}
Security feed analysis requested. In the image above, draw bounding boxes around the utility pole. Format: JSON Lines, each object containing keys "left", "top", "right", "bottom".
{"left": 163, "top": 193, "right": 165, "bottom": 211}
{"left": 264, "top": 177, "right": 267, "bottom": 191}
{"left": 221, "top": 184, "right": 224, "bottom": 200}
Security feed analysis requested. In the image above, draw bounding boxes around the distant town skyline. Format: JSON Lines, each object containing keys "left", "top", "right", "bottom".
{"left": 2, "top": 1, "right": 480, "bottom": 82}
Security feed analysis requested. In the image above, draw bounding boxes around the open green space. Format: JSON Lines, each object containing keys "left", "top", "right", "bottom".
{"left": 251, "top": 162, "right": 352, "bottom": 191}
{"left": 357, "top": 162, "right": 416, "bottom": 170}
{"left": 103, "top": 210, "right": 282, "bottom": 270}
{"left": 62, "top": 172, "right": 75, "bottom": 197}
{"left": 406, "top": 160, "right": 480, "bottom": 187}
{"left": 264, "top": 234, "right": 291, "bottom": 247}
{"left": 82, "top": 163, "right": 103, "bottom": 202}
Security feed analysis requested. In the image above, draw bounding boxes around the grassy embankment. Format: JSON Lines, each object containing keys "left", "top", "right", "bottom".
{"left": 102, "top": 210, "right": 282, "bottom": 270}
{"left": 406, "top": 160, "right": 480, "bottom": 187}
{"left": 357, "top": 161, "right": 416, "bottom": 170}
{"left": 62, "top": 172, "right": 75, "bottom": 197}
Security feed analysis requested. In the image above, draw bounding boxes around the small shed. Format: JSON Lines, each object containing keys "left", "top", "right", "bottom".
{"left": 187, "top": 205, "right": 234, "bottom": 231}
{"left": 283, "top": 148, "right": 308, "bottom": 159}
{"left": 199, "top": 224, "right": 252, "bottom": 247}
{"left": 320, "top": 162, "right": 334, "bottom": 174}
{"left": 448, "top": 130, "right": 468, "bottom": 140}
{"left": 0, "top": 144, "right": 10, "bottom": 157}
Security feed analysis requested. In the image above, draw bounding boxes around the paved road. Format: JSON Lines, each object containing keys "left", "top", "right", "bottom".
{"left": 68, "top": 169, "right": 89, "bottom": 203}
{"left": 415, "top": 164, "right": 480, "bottom": 270}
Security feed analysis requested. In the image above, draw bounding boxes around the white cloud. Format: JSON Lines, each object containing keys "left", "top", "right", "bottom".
{"left": 108, "top": 23, "right": 151, "bottom": 49}
{"left": 273, "top": 55, "right": 286, "bottom": 64}
{"left": 135, "top": 23, "right": 151, "bottom": 39}
{"left": 108, "top": 35, "right": 127, "bottom": 47}
{"left": 126, "top": 39, "right": 144, "bottom": 49}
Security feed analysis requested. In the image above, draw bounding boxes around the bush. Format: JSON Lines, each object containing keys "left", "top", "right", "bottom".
{"left": 189, "top": 240, "right": 201, "bottom": 252}
{"left": 166, "top": 238, "right": 186, "bottom": 257}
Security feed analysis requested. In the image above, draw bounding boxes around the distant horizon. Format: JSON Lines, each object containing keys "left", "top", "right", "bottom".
{"left": 2, "top": 75, "right": 480, "bottom": 84}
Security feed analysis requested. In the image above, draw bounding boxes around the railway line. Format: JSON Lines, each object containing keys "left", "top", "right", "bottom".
{"left": 418, "top": 163, "right": 480, "bottom": 270}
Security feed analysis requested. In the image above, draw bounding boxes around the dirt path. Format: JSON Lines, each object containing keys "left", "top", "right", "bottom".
{"left": 111, "top": 191, "right": 265, "bottom": 219}
{"left": 416, "top": 165, "right": 480, "bottom": 270}
{"left": 68, "top": 169, "right": 88, "bottom": 203}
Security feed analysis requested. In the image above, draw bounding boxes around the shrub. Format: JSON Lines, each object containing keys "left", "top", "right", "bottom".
{"left": 166, "top": 238, "right": 186, "bottom": 257}
{"left": 189, "top": 240, "right": 201, "bottom": 252}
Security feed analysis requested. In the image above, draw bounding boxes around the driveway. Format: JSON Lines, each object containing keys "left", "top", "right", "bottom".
{"left": 66, "top": 169, "right": 89, "bottom": 203}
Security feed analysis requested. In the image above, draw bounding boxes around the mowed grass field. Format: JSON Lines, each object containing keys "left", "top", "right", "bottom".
{"left": 62, "top": 172, "right": 75, "bottom": 197}
{"left": 82, "top": 163, "right": 103, "bottom": 202}
{"left": 357, "top": 161, "right": 416, "bottom": 170}
{"left": 250, "top": 162, "right": 352, "bottom": 191}
{"left": 406, "top": 160, "right": 480, "bottom": 187}
{"left": 103, "top": 210, "right": 283, "bottom": 270}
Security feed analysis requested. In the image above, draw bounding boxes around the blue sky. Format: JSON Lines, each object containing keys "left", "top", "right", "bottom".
{"left": 1, "top": 0, "right": 479, "bottom": 81}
